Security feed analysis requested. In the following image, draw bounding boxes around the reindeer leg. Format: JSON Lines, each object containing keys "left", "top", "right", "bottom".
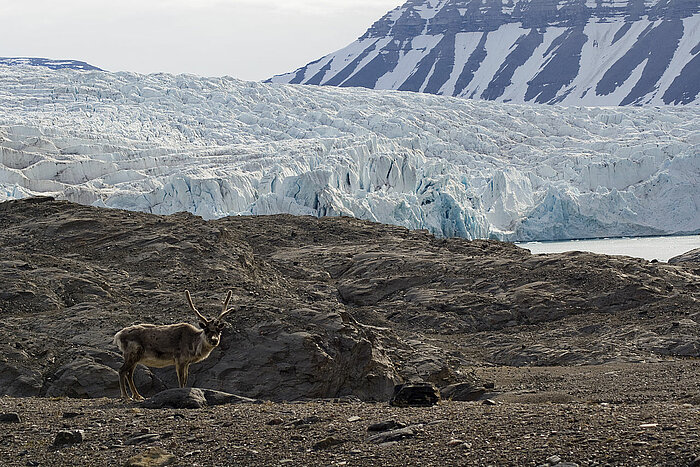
{"left": 127, "top": 366, "right": 145, "bottom": 401}
{"left": 121, "top": 343, "right": 144, "bottom": 401}
{"left": 175, "top": 360, "right": 186, "bottom": 388}
{"left": 118, "top": 364, "right": 130, "bottom": 401}
{"left": 182, "top": 363, "right": 190, "bottom": 388}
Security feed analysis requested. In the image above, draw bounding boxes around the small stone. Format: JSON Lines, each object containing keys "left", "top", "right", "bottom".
{"left": 289, "top": 415, "right": 322, "bottom": 426}
{"left": 266, "top": 418, "right": 284, "bottom": 426}
{"left": 62, "top": 412, "right": 82, "bottom": 419}
{"left": 124, "top": 447, "right": 176, "bottom": 467}
{"left": 447, "top": 438, "right": 465, "bottom": 446}
{"left": 482, "top": 399, "right": 497, "bottom": 406}
{"left": 53, "top": 430, "right": 84, "bottom": 446}
{"left": 312, "top": 436, "right": 345, "bottom": 450}
{"left": 125, "top": 434, "right": 161, "bottom": 445}
{"left": 367, "top": 420, "right": 406, "bottom": 432}
{"left": 0, "top": 413, "right": 21, "bottom": 423}
{"left": 368, "top": 425, "right": 422, "bottom": 444}
{"left": 639, "top": 423, "right": 658, "bottom": 428}
{"left": 347, "top": 416, "right": 361, "bottom": 422}
{"left": 546, "top": 455, "right": 562, "bottom": 465}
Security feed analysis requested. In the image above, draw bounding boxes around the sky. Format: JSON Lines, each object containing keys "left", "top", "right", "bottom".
{"left": 0, "top": 0, "right": 404, "bottom": 81}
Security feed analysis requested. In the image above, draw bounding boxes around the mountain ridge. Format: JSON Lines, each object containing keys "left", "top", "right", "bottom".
{"left": 270, "top": 0, "right": 700, "bottom": 106}
{"left": 0, "top": 57, "right": 103, "bottom": 71}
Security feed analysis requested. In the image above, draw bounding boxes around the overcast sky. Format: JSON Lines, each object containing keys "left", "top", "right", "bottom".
{"left": 0, "top": 0, "right": 404, "bottom": 81}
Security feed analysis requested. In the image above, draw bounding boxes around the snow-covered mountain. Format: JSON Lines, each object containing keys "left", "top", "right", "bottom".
{"left": 270, "top": 0, "right": 700, "bottom": 106}
{"left": 1, "top": 66, "right": 698, "bottom": 240}
{"left": 0, "top": 57, "right": 102, "bottom": 71}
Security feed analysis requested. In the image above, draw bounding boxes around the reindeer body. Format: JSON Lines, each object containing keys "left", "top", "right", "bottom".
{"left": 114, "top": 291, "right": 235, "bottom": 401}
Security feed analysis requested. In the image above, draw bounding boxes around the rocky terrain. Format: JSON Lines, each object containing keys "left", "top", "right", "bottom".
{"left": 1, "top": 197, "right": 699, "bottom": 465}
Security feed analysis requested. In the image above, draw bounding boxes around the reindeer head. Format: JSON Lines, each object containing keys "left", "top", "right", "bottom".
{"left": 185, "top": 290, "right": 235, "bottom": 347}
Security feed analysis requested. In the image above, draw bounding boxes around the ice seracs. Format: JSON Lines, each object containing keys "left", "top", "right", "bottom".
{"left": 0, "top": 66, "right": 698, "bottom": 241}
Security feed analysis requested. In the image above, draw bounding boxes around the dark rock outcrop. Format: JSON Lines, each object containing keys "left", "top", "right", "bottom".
{"left": 669, "top": 248, "right": 700, "bottom": 265}
{"left": 0, "top": 199, "right": 698, "bottom": 401}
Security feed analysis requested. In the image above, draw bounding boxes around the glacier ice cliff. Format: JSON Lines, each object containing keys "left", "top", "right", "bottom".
{"left": 0, "top": 66, "right": 698, "bottom": 241}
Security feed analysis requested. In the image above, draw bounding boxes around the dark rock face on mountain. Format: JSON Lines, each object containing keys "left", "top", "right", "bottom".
{"left": 0, "top": 57, "right": 102, "bottom": 71}
{"left": 270, "top": 0, "right": 700, "bottom": 105}
{"left": 0, "top": 198, "right": 698, "bottom": 400}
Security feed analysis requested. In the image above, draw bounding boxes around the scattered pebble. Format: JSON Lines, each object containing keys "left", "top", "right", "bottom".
{"left": 312, "top": 436, "right": 346, "bottom": 450}
{"left": 125, "top": 433, "right": 161, "bottom": 446}
{"left": 368, "top": 425, "right": 422, "bottom": 444}
{"left": 367, "top": 420, "right": 406, "bottom": 432}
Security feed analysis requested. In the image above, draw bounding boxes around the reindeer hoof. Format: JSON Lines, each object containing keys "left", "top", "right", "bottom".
{"left": 133, "top": 395, "right": 145, "bottom": 402}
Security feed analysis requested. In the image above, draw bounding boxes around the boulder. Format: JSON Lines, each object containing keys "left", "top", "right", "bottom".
{"left": 441, "top": 382, "right": 487, "bottom": 401}
{"left": 141, "top": 388, "right": 207, "bottom": 409}
{"left": 389, "top": 382, "right": 440, "bottom": 407}
{"left": 0, "top": 413, "right": 21, "bottom": 423}
{"left": 192, "top": 308, "right": 399, "bottom": 402}
{"left": 141, "top": 388, "right": 257, "bottom": 409}
{"left": 53, "top": 430, "right": 84, "bottom": 447}
{"left": 0, "top": 360, "right": 42, "bottom": 397}
{"left": 45, "top": 357, "right": 120, "bottom": 398}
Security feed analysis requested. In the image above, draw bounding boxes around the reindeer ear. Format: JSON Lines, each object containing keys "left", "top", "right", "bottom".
{"left": 198, "top": 321, "right": 207, "bottom": 330}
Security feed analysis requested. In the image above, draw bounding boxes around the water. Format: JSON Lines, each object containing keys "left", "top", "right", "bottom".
{"left": 516, "top": 234, "right": 700, "bottom": 262}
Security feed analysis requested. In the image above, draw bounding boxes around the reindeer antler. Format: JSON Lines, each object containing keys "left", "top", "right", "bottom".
{"left": 185, "top": 290, "right": 208, "bottom": 322}
{"left": 218, "top": 290, "right": 236, "bottom": 320}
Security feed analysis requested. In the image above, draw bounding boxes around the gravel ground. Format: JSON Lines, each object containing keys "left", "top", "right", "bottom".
{"left": 2, "top": 361, "right": 700, "bottom": 467}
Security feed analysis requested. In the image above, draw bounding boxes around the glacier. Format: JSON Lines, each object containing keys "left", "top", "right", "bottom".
{"left": 0, "top": 65, "right": 698, "bottom": 241}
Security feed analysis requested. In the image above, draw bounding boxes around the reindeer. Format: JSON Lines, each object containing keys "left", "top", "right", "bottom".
{"left": 113, "top": 290, "right": 235, "bottom": 401}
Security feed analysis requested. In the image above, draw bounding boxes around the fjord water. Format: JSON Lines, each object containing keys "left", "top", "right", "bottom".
{"left": 517, "top": 235, "right": 700, "bottom": 262}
